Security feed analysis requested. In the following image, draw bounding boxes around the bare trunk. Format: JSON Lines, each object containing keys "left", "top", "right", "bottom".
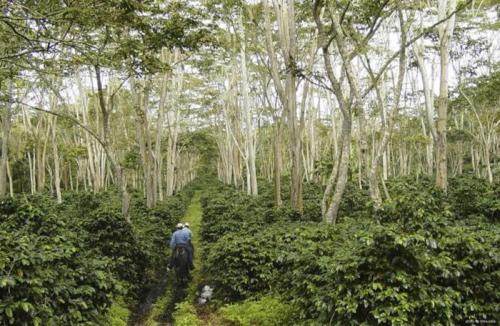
{"left": 325, "top": 117, "right": 352, "bottom": 224}
{"left": 51, "top": 117, "right": 62, "bottom": 203}
{"left": 28, "top": 151, "right": 35, "bottom": 194}
{"left": 132, "top": 78, "right": 155, "bottom": 208}
{"left": 0, "top": 83, "right": 11, "bottom": 196}
{"left": 435, "top": 0, "right": 457, "bottom": 191}
{"left": 286, "top": 0, "right": 302, "bottom": 211}
{"left": 155, "top": 48, "right": 170, "bottom": 201}
{"left": 35, "top": 119, "right": 50, "bottom": 193}
{"left": 239, "top": 13, "right": 258, "bottom": 196}
{"left": 264, "top": 0, "right": 302, "bottom": 210}
{"left": 273, "top": 122, "right": 283, "bottom": 206}
{"left": 368, "top": 11, "right": 407, "bottom": 207}
{"left": 6, "top": 159, "right": 13, "bottom": 197}
{"left": 166, "top": 53, "right": 183, "bottom": 196}
{"left": 95, "top": 65, "right": 130, "bottom": 220}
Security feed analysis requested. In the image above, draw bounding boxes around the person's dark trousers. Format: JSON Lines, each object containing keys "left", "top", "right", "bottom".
{"left": 168, "top": 248, "right": 176, "bottom": 268}
{"left": 168, "top": 245, "right": 193, "bottom": 269}
{"left": 187, "top": 242, "right": 194, "bottom": 269}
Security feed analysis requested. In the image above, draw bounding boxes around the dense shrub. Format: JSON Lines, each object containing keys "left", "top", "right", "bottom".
{"left": 172, "top": 302, "right": 202, "bottom": 326}
{"left": 376, "top": 179, "right": 451, "bottom": 231}
{"left": 0, "top": 183, "right": 195, "bottom": 325}
{"left": 282, "top": 219, "right": 498, "bottom": 324}
{"left": 337, "top": 181, "right": 370, "bottom": 218}
{"left": 201, "top": 188, "right": 265, "bottom": 245}
{"left": 81, "top": 206, "right": 147, "bottom": 295}
{"left": 219, "top": 295, "right": 297, "bottom": 326}
{"left": 206, "top": 226, "right": 283, "bottom": 300}
{"left": 448, "top": 175, "right": 500, "bottom": 221}
{"left": 264, "top": 206, "right": 302, "bottom": 223}
{"left": 0, "top": 196, "right": 120, "bottom": 325}
{"left": 201, "top": 179, "right": 499, "bottom": 325}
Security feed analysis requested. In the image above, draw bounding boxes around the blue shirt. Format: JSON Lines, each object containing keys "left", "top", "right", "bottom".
{"left": 170, "top": 228, "right": 190, "bottom": 249}
{"left": 184, "top": 227, "right": 193, "bottom": 240}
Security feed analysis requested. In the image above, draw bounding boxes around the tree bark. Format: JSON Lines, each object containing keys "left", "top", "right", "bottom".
{"left": 263, "top": 0, "right": 302, "bottom": 210}
{"left": 95, "top": 65, "right": 130, "bottom": 220}
{"left": 239, "top": 12, "right": 258, "bottom": 196}
{"left": 435, "top": 0, "right": 457, "bottom": 191}
{"left": 367, "top": 11, "right": 408, "bottom": 207}
{"left": 273, "top": 122, "right": 283, "bottom": 206}
{"left": 0, "top": 82, "right": 12, "bottom": 196}
{"left": 325, "top": 116, "right": 352, "bottom": 224}
{"left": 51, "top": 117, "right": 62, "bottom": 203}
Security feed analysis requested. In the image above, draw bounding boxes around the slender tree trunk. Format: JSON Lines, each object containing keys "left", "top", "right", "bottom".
{"left": 273, "top": 122, "right": 282, "bottom": 206}
{"left": 51, "top": 117, "right": 62, "bottom": 203}
{"left": 435, "top": 0, "right": 457, "bottom": 191}
{"left": 0, "top": 83, "right": 11, "bottom": 196}
{"left": 239, "top": 12, "right": 258, "bottom": 196}
{"left": 264, "top": 0, "right": 302, "bottom": 210}
{"left": 285, "top": 0, "right": 303, "bottom": 211}
{"left": 27, "top": 151, "right": 35, "bottom": 194}
{"left": 325, "top": 116, "right": 352, "bottom": 224}
{"left": 37, "top": 121, "right": 48, "bottom": 192}
{"left": 155, "top": 48, "right": 170, "bottom": 201}
{"left": 132, "top": 78, "right": 155, "bottom": 208}
{"left": 6, "top": 159, "right": 13, "bottom": 197}
{"left": 166, "top": 54, "right": 183, "bottom": 196}
{"left": 95, "top": 65, "right": 130, "bottom": 220}
{"left": 368, "top": 11, "right": 408, "bottom": 206}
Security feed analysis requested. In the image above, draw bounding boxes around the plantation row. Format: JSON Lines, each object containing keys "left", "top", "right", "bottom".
{"left": 200, "top": 176, "right": 499, "bottom": 325}
{"left": 0, "top": 186, "right": 194, "bottom": 325}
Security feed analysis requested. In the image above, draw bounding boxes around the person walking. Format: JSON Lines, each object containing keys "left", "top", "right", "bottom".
{"left": 168, "top": 223, "right": 190, "bottom": 269}
{"left": 183, "top": 222, "right": 195, "bottom": 270}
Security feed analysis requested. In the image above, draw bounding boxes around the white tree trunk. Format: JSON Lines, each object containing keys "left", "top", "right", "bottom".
{"left": 239, "top": 12, "right": 258, "bottom": 196}
{"left": 51, "top": 117, "right": 62, "bottom": 203}
{"left": 0, "top": 83, "right": 11, "bottom": 196}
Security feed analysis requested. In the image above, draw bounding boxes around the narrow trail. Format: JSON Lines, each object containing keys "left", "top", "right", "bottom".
{"left": 130, "top": 192, "right": 203, "bottom": 326}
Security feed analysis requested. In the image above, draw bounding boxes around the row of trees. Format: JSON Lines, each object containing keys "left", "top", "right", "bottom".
{"left": 0, "top": 1, "right": 210, "bottom": 218}
{"left": 0, "top": 0, "right": 498, "bottom": 223}
{"left": 209, "top": 0, "right": 499, "bottom": 222}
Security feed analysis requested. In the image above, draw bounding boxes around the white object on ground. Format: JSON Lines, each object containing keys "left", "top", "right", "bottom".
{"left": 198, "top": 285, "right": 213, "bottom": 305}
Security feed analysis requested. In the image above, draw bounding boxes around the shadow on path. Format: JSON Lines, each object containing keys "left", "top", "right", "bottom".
{"left": 127, "top": 192, "right": 201, "bottom": 325}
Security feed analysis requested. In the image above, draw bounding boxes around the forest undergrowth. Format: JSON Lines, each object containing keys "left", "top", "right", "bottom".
{"left": 189, "top": 175, "right": 499, "bottom": 325}
{"left": 0, "top": 175, "right": 498, "bottom": 325}
{"left": 0, "top": 185, "right": 195, "bottom": 325}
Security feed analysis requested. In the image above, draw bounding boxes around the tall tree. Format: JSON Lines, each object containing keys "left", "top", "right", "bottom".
{"left": 436, "top": 0, "right": 457, "bottom": 191}
{"left": 263, "top": 0, "right": 303, "bottom": 210}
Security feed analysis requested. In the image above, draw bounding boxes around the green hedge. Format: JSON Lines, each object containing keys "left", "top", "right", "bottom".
{"left": 0, "top": 184, "right": 195, "bottom": 325}
{"left": 201, "top": 178, "right": 500, "bottom": 324}
{"left": 0, "top": 196, "right": 120, "bottom": 325}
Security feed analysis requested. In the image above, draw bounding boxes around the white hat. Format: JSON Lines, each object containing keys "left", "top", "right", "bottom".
{"left": 184, "top": 222, "right": 190, "bottom": 228}
{"left": 176, "top": 223, "right": 184, "bottom": 229}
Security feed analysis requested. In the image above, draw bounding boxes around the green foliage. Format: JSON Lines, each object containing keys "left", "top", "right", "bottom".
{"left": 172, "top": 302, "right": 202, "bottom": 326}
{"left": 338, "top": 181, "right": 370, "bottom": 219}
{"left": 0, "top": 184, "right": 194, "bottom": 325}
{"left": 206, "top": 226, "right": 282, "bottom": 300}
{"left": 278, "top": 218, "right": 499, "bottom": 324}
{"left": 82, "top": 206, "right": 148, "bottom": 296}
{"left": 219, "top": 296, "right": 297, "bottom": 326}
{"left": 103, "top": 298, "right": 130, "bottom": 326}
{"left": 0, "top": 196, "right": 121, "bottom": 325}
{"left": 201, "top": 186, "right": 265, "bottom": 245}
{"left": 448, "top": 175, "right": 500, "bottom": 221}
{"left": 201, "top": 178, "right": 499, "bottom": 325}
{"left": 377, "top": 177, "right": 450, "bottom": 229}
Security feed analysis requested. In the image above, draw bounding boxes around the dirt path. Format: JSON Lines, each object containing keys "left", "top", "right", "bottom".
{"left": 179, "top": 192, "right": 202, "bottom": 301}
{"left": 130, "top": 192, "right": 203, "bottom": 326}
